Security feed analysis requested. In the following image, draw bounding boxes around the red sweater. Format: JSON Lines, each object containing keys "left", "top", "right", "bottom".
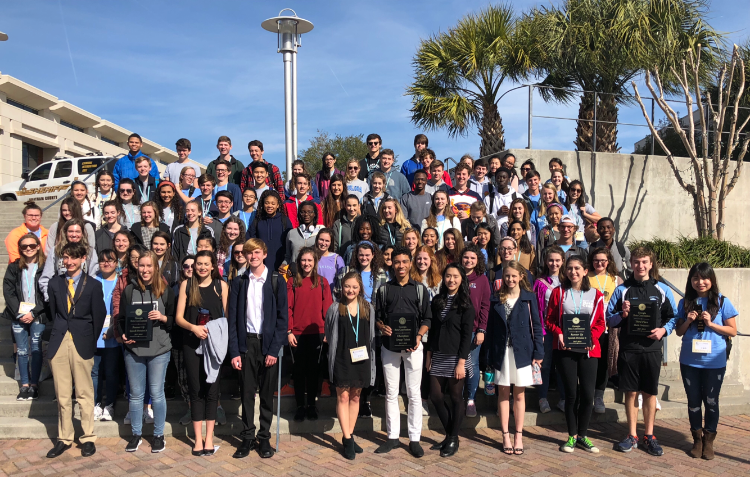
{"left": 545, "top": 287, "right": 606, "bottom": 358}
{"left": 287, "top": 276, "right": 333, "bottom": 335}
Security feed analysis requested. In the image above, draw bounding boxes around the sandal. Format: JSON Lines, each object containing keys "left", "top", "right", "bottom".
{"left": 501, "top": 431, "right": 513, "bottom": 455}
{"left": 514, "top": 430, "right": 524, "bottom": 455}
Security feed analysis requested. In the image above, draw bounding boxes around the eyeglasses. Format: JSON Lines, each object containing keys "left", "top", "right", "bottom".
{"left": 569, "top": 188, "right": 582, "bottom": 193}
{"left": 593, "top": 259, "right": 609, "bottom": 264}
{"left": 367, "top": 141, "right": 380, "bottom": 146}
{"left": 216, "top": 169, "right": 228, "bottom": 173}
{"left": 19, "top": 243, "right": 38, "bottom": 251}
{"left": 120, "top": 189, "right": 133, "bottom": 194}
{"left": 521, "top": 167, "right": 531, "bottom": 172}
{"left": 233, "top": 251, "right": 244, "bottom": 256}
{"left": 182, "top": 264, "right": 194, "bottom": 270}
{"left": 100, "top": 259, "right": 116, "bottom": 264}
{"left": 24, "top": 214, "right": 41, "bottom": 218}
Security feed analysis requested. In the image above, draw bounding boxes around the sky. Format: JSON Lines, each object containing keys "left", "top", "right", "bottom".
{"left": 1, "top": 0, "right": 748, "bottom": 172}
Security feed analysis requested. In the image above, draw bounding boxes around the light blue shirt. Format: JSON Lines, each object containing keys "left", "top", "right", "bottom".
{"left": 678, "top": 295, "right": 737, "bottom": 369}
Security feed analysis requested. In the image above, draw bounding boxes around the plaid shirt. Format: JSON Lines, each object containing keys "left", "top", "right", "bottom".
{"left": 240, "top": 161, "right": 285, "bottom": 201}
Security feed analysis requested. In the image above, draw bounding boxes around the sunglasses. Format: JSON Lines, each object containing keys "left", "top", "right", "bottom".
{"left": 19, "top": 243, "right": 38, "bottom": 251}
{"left": 182, "top": 264, "right": 194, "bottom": 270}
{"left": 348, "top": 166, "right": 359, "bottom": 170}
{"left": 120, "top": 189, "right": 133, "bottom": 194}
{"left": 233, "top": 250, "right": 244, "bottom": 256}
{"left": 569, "top": 188, "right": 582, "bottom": 193}
{"left": 367, "top": 141, "right": 380, "bottom": 146}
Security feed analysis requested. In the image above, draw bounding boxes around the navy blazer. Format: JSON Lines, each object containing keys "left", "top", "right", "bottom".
{"left": 227, "top": 269, "right": 288, "bottom": 359}
{"left": 482, "top": 289, "right": 544, "bottom": 371}
{"left": 47, "top": 273, "right": 106, "bottom": 361}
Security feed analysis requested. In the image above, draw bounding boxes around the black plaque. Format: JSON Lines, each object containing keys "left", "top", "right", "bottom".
{"left": 562, "top": 313, "right": 591, "bottom": 349}
{"left": 389, "top": 313, "right": 416, "bottom": 351}
{"left": 125, "top": 303, "right": 153, "bottom": 341}
{"left": 627, "top": 298, "right": 657, "bottom": 336}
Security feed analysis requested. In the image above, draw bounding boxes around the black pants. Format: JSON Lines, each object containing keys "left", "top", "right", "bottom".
{"left": 183, "top": 344, "right": 220, "bottom": 421}
{"left": 555, "top": 350, "right": 597, "bottom": 437}
{"left": 430, "top": 375, "right": 465, "bottom": 437}
{"left": 291, "top": 334, "right": 323, "bottom": 408}
{"left": 239, "top": 336, "right": 278, "bottom": 441}
{"left": 595, "top": 333, "right": 609, "bottom": 391}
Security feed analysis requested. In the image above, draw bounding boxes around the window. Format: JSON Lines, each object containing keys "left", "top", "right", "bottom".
{"left": 53, "top": 160, "right": 73, "bottom": 179}
{"left": 7, "top": 99, "right": 39, "bottom": 115}
{"left": 28, "top": 163, "right": 52, "bottom": 182}
{"left": 78, "top": 159, "right": 102, "bottom": 175}
{"left": 60, "top": 120, "right": 84, "bottom": 132}
{"left": 22, "top": 142, "right": 43, "bottom": 172}
{"left": 101, "top": 136, "right": 119, "bottom": 146}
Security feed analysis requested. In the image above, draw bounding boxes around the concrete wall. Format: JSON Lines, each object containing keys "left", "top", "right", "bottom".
{"left": 504, "top": 149, "right": 750, "bottom": 247}
{"left": 660, "top": 269, "right": 749, "bottom": 390}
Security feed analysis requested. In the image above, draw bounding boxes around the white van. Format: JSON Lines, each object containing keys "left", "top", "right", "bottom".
{"left": 0, "top": 155, "right": 114, "bottom": 202}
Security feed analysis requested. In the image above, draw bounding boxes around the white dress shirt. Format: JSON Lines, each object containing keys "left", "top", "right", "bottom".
{"left": 245, "top": 266, "right": 268, "bottom": 334}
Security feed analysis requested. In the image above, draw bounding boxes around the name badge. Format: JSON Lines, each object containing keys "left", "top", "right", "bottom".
{"left": 692, "top": 339, "right": 712, "bottom": 354}
{"left": 103, "top": 314, "right": 111, "bottom": 328}
{"left": 575, "top": 231, "right": 585, "bottom": 242}
{"left": 18, "top": 302, "right": 35, "bottom": 315}
{"left": 350, "top": 346, "right": 369, "bottom": 363}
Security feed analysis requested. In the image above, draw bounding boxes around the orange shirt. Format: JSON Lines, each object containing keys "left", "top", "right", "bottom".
{"left": 5, "top": 224, "right": 49, "bottom": 263}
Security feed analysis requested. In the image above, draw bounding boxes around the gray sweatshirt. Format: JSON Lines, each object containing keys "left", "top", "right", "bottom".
{"left": 283, "top": 225, "right": 324, "bottom": 266}
{"left": 400, "top": 191, "right": 433, "bottom": 231}
{"left": 196, "top": 316, "right": 228, "bottom": 383}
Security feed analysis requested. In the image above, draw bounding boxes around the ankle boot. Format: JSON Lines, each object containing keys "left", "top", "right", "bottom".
{"left": 342, "top": 436, "right": 356, "bottom": 460}
{"left": 702, "top": 430, "right": 716, "bottom": 460}
{"left": 440, "top": 436, "right": 459, "bottom": 457}
{"left": 688, "top": 429, "right": 702, "bottom": 458}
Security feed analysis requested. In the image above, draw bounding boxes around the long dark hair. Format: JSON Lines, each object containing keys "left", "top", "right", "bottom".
{"left": 433, "top": 263, "right": 472, "bottom": 313}
{"left": 507, "top": 219, "right": 533, "bottom": 254}
{"left": 293, "top": 246, "right": 320, "bottom": 289}
{"left": 187, "top": 250, "right": 221, "bottom": 308}
{"left": 17, "top": 233, "right": 46, "bottom": 270}
{"left": 94, "top": 170, "right": 115, "bottom": 201}
{"left": 540, "top": 245, "right": 565, "bottom": 279}
{"left": 150, "top": 230, "right": 175, "bottom": 273}
{"left": 461, "top": 243, "right": 486, "bottom": 276}
{"left": 322, "top": 173, "right": 347, "bottom": 227}
{"left": 155, "top": 181, "right": 184, "bottom": 225}
{"left": 684, "top": 262, "right": 721, "bottom": 318}
{"left": 315, "top": 228, "right": 335, "bottom": 255}
{"left": 588, "top": 246, "right": 618, "bottom": 278}
{"left": 126, "top": 244, "right": 148, "bottom": 277}
{"left": 116, "top": 178, "right": 141, "bottom": 206}
{"left": 351, "top": 214, "right": 381, "bottom": 243}
{"left": 218, "top": 216, "right": 246, "bottom": 255}
{"left": 561, "top": 255, "right": 591, "bottom": 291}
{"left": 566, "top": 179, "right": 587, "bottom": 209}
{"left": 349, "top": 241, "right": 383, "bottom": 278}
{"left": 255, "top": 189, "right": 285, "bottom": 222}
{"left": 55, "top": 197, "right": 84, "bottom": 245}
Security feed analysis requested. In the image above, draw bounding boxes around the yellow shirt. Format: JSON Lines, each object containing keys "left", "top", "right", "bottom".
{"left": 588, "top": 271, "right": 617, "bottom": 305}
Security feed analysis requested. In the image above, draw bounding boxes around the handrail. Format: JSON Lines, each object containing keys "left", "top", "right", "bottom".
{"left": 41, "top": 154, "right": 124, "bottom": 213}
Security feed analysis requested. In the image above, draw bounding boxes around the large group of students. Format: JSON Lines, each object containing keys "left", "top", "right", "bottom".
{"left": 2, "top": 132, "right": 738, "bottom": 463}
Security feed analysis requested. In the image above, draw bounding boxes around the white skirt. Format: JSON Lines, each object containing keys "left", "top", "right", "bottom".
{"left": 494, "top": 344, "right": 534, "bottom": 387}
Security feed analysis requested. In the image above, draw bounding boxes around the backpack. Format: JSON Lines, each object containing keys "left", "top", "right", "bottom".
{"left": 377, "top": 282, "right": 425, "bottom": 321}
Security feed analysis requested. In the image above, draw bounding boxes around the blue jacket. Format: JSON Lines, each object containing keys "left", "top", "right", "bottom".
{"left": 113, "top": 151, "right": 160, "bottom": 190}
{"left": 227, "top": 270, "right": 288, "bottom": 359}
{"left": 246, "top": 213, "right": 293, "bottom": 270}
{"left": 482, "top": 289, "right": 544, "bottom": 370}
{"left": 400, "top": 154, "right": 423, "bottom": 187}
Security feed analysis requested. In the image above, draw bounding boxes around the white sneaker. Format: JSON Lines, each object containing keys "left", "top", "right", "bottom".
{"left": 539, "top": 398, "right": 552, "bottom": 414}
{"left": 179, "top": 409, "right": 192, "bottom": 426}
{"left": 144, "top": 408, "right": 154, "bottom": 424}
{"left": 94, "top": 404, "right": 103, "bottom": 421}
{"left": 557, "top": 399, "right": 566, "bottom": 412}
{"left": 421, "top": 399, "right": 430, "bottom": 416}
{"left": 594, "top": 397, "right": 606, "bottom": 414}
{"left": 124, "top": 411, "right": 131, "bottom": 425}
{"left": 100, "top": 404, "right": 114, "bottom": 421}
{"left": 216, "top": 405, "right": 227, "bottom": 425}
{"left": 655, "top": 397, "right": 662, "bottom": 411}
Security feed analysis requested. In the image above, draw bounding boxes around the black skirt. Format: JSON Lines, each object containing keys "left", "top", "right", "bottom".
{"left": 332, "top": 313, "right": 371, "bottom": 389}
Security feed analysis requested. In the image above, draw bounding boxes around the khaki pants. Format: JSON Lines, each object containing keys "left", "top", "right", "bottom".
{"left": 49, "top": 333, "right": 96, "bottom": 445}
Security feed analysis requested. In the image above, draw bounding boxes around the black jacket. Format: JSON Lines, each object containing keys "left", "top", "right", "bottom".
{"left": 482, "top": 289, "right": 544, "bottom": 370}
{"left": 94, "top": 226, "right": 129, "bottom": 256}
{"left": 172, "top": 223, "right": 216, "bottom": 265}
{"left": 358, "top": 154, "right": 381, "bottom": 181}
{"left": 427, "top": 298, "right": 474, "bottom": 359}
{"left": 131, "top": 222, "right": 172, "bottom": 246}
{"left": 47, "top": 273, "right": 106, "bottom": 360}
{"left": 609, "top": 277, "right": 676, "bottom": 353}
{"left": 375, "top": 279, "right": 433, "bottom": 352}
{"left": 2, "top": 260, "right": 47, "bottom": 323}
{"left": 362, "top": 191, "right": 390, "bottom": 219}
{"left": 134, "top": 176, "right": 157, "bottom": 203}
{"left": 377, "top": 222, "right": 404, "bottom": 249}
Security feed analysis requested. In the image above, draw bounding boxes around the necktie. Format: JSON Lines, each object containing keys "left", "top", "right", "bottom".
{"left": 67, "top": 279, "right": 75, "bottom": 312}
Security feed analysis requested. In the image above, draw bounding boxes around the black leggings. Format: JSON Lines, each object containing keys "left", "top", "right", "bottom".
{"left": 183, "top": 344, "right": 221, "bottom": 422}
{"left": 291, "top": 334, "right": 323, "bottom": 408}
{"left": 555, "top": 350, "right": 597, "bottom": 437}
{"left": 430, "top": 375, "right": 465, "bottom": 437}
{"left": 595, "top": 332, "right": 609, "bottom": 391}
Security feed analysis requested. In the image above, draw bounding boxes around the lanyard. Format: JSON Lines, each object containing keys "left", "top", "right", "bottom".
{"left": 513, "top": 251, "right": 521, "bottom": 262}
{"left": 138, "top": 181, "right": 150, "bottom": 201}
{"left": 373, "top": 195, "right": 383, "bottom": 212}
{"left": 163, "top": 207, "right": 174, "bottom": 225}
{"left": 24, "top": 264, "right": 37, "bottom": 302}
{"left": 594, "top": 274, "right": 609, "bottom": 295}
{"left": 123, "top": 204, "right": 135, "bottom": 228}
{"left": 188, "top": 227, "right": 197, "bottom": 254}
{"left": 386, "top": 223, "right": 394, "bottom": 245}
{"left": 569, "top": 289, "right": 585, "bottom": 314}
{"left": 202, "top": 199, "right": 211, "bottom": 217}
{"left": 346, "top": 301, "right": 361, "bottom": 345}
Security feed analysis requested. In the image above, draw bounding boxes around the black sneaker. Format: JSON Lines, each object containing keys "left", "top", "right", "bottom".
{"left": 16, "top": 386, "right": 29, "bottom": 401}
{"left": 641, "top": 435, "right": 664, "bottom": 456}
{"left": 125, "top": 436, "right": 142, "bottom": 452}
{"left": 358, "top": 402, "right": 372, "bottom": 418}
{"left": 294, "top": 407, "right": 306, "bottom": 422}
{"left": 306, "top": 406, "right": 319, "bottom": 421}
{"left": 28, "top": 387, "right": 39, "bottom": 400}
{"left": 151, "top": 435, "right": 166, "bottom": 453}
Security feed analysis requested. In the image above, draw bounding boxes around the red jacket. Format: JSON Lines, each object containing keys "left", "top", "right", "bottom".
{"left": 545, "top": 286, "right": 606, "bottom": 358}
{"left": 283, "top": 196, "right": 324, "bottom": 228}
{"left": 287, "top": 276, "right": 333, "bottom": 335}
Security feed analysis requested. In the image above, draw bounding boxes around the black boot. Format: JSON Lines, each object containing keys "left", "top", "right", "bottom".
{"left": 342, "top": 436, "right": 356, "bottom": 460}
{"left": 440, "top": 436, "right": 459, "bottom": 457}
{"left": 352, "top": 435, "right": 363, "bottom": 454}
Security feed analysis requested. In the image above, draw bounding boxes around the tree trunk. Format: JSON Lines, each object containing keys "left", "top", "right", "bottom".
{"left": 576, "top": 93, "right": 619, "bottom": 152}
{"left": 575, "top": 92, "right": 595, "bottom": 152}
{"left": 479, "top": 102, "right": 505, "bottom": 157}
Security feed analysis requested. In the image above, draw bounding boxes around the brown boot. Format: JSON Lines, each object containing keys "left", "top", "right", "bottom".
{"left": 688, "top": 429, "right": 702, "bottom": 458}
{"left": 702, "top": 430, "right": 716, "bottom": 460}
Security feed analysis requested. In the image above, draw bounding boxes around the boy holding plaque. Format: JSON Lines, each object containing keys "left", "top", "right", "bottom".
{"left": 607, "top": 247, "right": 677, "bottom": 456}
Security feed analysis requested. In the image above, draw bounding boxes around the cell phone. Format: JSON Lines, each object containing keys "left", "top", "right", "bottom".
{"left": 696, "top": 300, "right": 704, "bottom": 332}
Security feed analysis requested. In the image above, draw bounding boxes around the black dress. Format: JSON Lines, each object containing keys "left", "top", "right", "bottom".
{"left": 333, "top": 312, "right": 371, "bottom": 389}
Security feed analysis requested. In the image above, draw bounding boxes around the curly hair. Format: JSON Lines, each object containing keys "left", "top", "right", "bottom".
{"left": 461, "top": 243, "right": 486, "bottom": 276}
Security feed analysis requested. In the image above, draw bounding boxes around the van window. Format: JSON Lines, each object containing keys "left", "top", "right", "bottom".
{"left": 53, "top": 161, "right": 73, "bottom": 179}
{"left": 28, "top": 163, "right": 53, "bottom": 182}
{"left": 78, "top": 159, "right": 102, "bottom": 175}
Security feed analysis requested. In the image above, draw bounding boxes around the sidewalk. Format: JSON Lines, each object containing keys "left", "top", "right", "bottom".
{"left": 2, "top": 415, "right": 749, "bottom": 476}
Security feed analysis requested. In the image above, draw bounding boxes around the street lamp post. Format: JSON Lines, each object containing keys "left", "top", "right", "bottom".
{"left": 261, "top": 9, "right": 313, "bottom": 181}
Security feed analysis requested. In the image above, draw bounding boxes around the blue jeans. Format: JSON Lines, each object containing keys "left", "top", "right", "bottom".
{"left": 12, "top": 320, "right": 45, "bottom": 386}
{"left": 680, "top": 364, "right": 725, "bottom": 433}
{"left": 538, "top": 333, "right": 566, "bottom": 401}
{"left": 123, "top": 349, "right": 170, "bottom": 436}
{"left": 466, "top": 332, "right": 482, "bottom": 401}
{"left": 92, "top": 347, "right": 121, "bottom": 406}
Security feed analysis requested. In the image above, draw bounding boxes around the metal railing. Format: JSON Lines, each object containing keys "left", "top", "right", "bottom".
{"left": 41, "top": 154, "right": 123, "bottom": 213}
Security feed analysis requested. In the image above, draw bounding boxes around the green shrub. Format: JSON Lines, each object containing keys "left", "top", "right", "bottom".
{"left": 629, "top": 236, "right": 750, "bottom": 269}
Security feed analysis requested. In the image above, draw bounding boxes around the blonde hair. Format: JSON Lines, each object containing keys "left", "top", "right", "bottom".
{"left": 378, "top": 198, "right": 410, "bottom": 233}
{"left": 497, "top": 260, "right": 531, "bottom": 303}
{"left": 410, "top": 246, "right": 441, "bottom": 288}
{"left": 344, "top": 158, "right": 360, "bottom": 184}
{"left": 538, "top": 183, "right": 563, "bottom": 217}
{"left": 337, "top": 271, "right": 371, "bottom": 321}
{"left": 137, "top": 251, "right": 166, "bottom": 298}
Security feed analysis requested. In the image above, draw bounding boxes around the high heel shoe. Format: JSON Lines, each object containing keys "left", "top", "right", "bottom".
{"left": 514, "top": 430, "right": 524, "bottom": 455}
{"left": 501, "top": 431, "right": 513, "bottom": 455}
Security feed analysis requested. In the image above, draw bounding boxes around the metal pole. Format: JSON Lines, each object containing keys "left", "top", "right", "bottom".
{"left": 592, "top": 92, "right": 597, "bottom": 153}
{"left": 292, "top": 50, "right": 298, "bottom": 168}
{"left": 283, "top": 52, "right": 293, "bottom": 183}
{"left": 650, "top": 98, "right": 655, "bottom": 155}
{"left": 528, "top": 85, "right": 533, "bottom": 150}
{"left": 276, "top": 346, "right": 283, "bottom": 452}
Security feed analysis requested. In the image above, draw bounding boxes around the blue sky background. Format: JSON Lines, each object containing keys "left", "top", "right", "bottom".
{"left": 1, "top": 0, "right": 747, "bottom": 171}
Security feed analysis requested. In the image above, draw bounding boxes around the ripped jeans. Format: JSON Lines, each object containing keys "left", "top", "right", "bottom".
{"left": 680, "top": 364, "right": 725, "bottom": 433}
{"left": 12, "top": 320, "right": 46, "bottom": 386}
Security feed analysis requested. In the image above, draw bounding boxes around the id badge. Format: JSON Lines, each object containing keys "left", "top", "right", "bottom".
{"left": 692, "top": 339, "right": 711, "bottom": 354}
{"left": 575, "top": 231, "right": 585, "bottom": 242}
{"left": 18, "top": 302, "right": 35, "bottom": 315}
{"left": 103, "top": 314, "right": 111, "bottom": 328}
{"left": 350, "top": 346, "right": 369, "bottom": 363}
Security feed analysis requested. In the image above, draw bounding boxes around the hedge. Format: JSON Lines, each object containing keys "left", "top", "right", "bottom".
{"left": 629, "top": 237, "right": 750, "bottom": 269}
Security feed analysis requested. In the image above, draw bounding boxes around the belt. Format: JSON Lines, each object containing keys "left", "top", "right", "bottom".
{"left": 247, "top": 333, "right": 263, "bottom": 340}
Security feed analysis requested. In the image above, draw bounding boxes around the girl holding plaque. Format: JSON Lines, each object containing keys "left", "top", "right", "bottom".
{"left": 674, "top": 263, "right": 738, "bottom": 460}
{"left": 483, "top": 261, "right": 544, "bottom": 456}
{"left": 325, "top": 271, "right": 376, "bottom": 460}
{"left": 546, "top": 256, "right": 605, "bottom": 454}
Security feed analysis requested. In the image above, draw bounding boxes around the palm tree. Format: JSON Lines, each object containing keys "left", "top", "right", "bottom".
{"left": 523, "top": 0, "right": 722, "bottom": 153}
{"left": 406, "top": 4, "right": 530, "bottom": 157}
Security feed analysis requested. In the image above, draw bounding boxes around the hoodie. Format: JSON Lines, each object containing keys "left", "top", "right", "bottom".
{"left": 247, "top": 213, "right": 293, "bottom": 270}
{"left": 467, "top": 271, "right": 491, "bottom": 332}
{"left": 333, "top": 214, "right": 358, "bottom": 253}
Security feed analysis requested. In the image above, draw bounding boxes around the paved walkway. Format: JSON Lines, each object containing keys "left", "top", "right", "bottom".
{"left": 2, "top": 416, "right": 750, "bottom": 476}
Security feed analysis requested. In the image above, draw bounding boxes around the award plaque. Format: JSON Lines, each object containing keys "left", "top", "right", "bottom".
{"left": 125, "top": 304, "right": 153, "bottom": 341}
{"left": 388, "top": 313, "right": 416, "bottom": 351}
{"left": 562, "top": 313, "right": 591, "bottom": 349}
{"left": 627, "top": 298, "right": 657, "bottom": 336}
